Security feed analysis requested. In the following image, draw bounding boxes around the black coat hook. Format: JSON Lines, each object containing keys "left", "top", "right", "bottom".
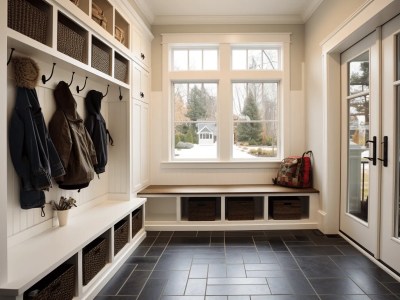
{"left": 68, "top": 72, "right": 75, "bottom": 87}
{"left": 41, "top": 63, "right": 56, "bottom": 84}
{"left": 76, "top": 76, "right": 88, "bottom": 94}
{"left": 7, "top": 48, "right": 15, "bottom": 66}
{"left": 119, "top": 86, "right": 123, "bottom": 101}
{"left": 102, "top": 84, "right": 109, "bottom": 98}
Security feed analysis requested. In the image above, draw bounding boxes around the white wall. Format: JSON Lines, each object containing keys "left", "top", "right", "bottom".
{"left": 150, "top": 24, "right": 307, "bottom": 185}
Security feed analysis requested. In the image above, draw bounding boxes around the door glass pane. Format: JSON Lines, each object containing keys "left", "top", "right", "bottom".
{"left": 348, "top": 51, "right": 369, "bottom": 95}
{"left": 347, "top": 95, "right": 370, "bottom": 222}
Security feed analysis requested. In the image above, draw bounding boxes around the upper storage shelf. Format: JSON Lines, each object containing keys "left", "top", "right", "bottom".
{"left": 69, "top": 0, "right": 130, "bottom": 49}
{"left": 7, "top": 0, "right": 133, "bottom": 88}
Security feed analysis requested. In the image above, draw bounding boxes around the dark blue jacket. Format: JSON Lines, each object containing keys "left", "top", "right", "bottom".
{"left": 9, "top": 88, "right": 66, "bottom": 209}
{"left": 84, "top": 90, "right": 113, "bottom": 174}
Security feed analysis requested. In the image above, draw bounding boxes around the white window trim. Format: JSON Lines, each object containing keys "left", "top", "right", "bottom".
{"left": 161, "top": 33, "right": 291, "bottom": 167}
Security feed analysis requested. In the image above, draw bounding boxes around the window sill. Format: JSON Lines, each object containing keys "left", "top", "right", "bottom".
{"left": 160, "top": 161, "right": 281, "bottom": 169}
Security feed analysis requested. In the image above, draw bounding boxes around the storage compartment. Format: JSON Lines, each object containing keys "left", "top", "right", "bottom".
{"left": 91, "top": 0, "right": 113, "bottom": 35}
{"left": 8, "top": 0, "right": 51, "bottom": 45}
{"left": 132, "top": 207, "right": 143, "bottom": 238}
{"left": 184, "top": 197, "right": 218, "bottom": 221}
{"left": 23, "top": 263, "right": 75, "bottom": 300}
{"left": 114, "top": 52, "right": 129, "bottom": 83}
{"left": 114, "top": 218, "right": 128, "bottom": 256}
{"left": 57, "top": 13, "right": 87, "bottom": 63}
{"left": 69, "top": 0, "right": 89, "bottom": 15}
{"left": 82, "top": 237, "right": 108, "bottom": 285}
{"left": 269, "top": 196, "right": 309, "bottom": 220}
{"left": 115, "top": 10, "right": 130, "bottom": 48}
{"left": 226, "top": 197, "right": 255, "bottom": 220}
{"left": 145, "top": 197, "right": 177, "bottom": 222}
{"left": 91, "top": 36, "right": 111, "bottom": 75}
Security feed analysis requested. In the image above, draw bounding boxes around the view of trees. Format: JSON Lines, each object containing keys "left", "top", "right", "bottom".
{"left": 236, "top": 92, "right": 263, "bottom": 145}
{"left": 174, "top": 84, "right": 217, "bottom": 147}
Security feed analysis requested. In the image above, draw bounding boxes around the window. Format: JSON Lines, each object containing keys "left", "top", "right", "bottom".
{"left": 172, "top": 47, "right": 218, "bottom": 71}
{"left": 163, "top": 34, "right": 290, "bottom": 163}
{"left": 232, "top": 47, "right": 280, "bottom": 70}
{"left": 173, "top": 82, "right": 218, "bottom": 159}
{"left": 233, "top": 82, "right": 278, "bottom": 158}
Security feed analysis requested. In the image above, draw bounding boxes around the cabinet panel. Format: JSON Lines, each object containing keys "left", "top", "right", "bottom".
{"left": 131, "top": 28, "right": 151, "bottom": 68}
{"left": 131, "top": 100, "right": 149, "bottom": 191}
{"left": 132, "top": 63, "right": 149, "bottom": 103}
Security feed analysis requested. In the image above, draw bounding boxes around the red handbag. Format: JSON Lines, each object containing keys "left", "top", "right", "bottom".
{"left": 272, "top": 151, "right": 313, "bottom": 188}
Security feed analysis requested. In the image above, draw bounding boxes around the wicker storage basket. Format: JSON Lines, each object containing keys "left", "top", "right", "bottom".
{"left": 271, "top": 198, "right": 302, "bottom": 220}
{"left": 92, "top": 2, "right": 107, "bottom": 29}
{"left": 132, "top": 208, "right": 143, "bottom": 238}
{"left": 82, "top": 237, "right": 108, "bottom": 285}
{"left": 92, "top": 40, "right": 110, "bottom": 75}
{"left": 114, "top": 219, "right": 128, "bottom": 255}
{"left": 8, "top": 0, "right": 49, "bottom": 45}
{"left": 114, "top": 55, "right": 128, "bottom": 83}
{"left": 226, "top": 198, "right": 255, "bottom": 220}
{"left": 57, "top": 14, "right": 86, "bottom": 63}
{"left": 188, "top": 198, "right": 216, "bottom": 221}
{"left": 24, "top": 264, "right": 75, "bottom": 300}
{"left": 115, "top": 25, "right": 125, "bottom": 44}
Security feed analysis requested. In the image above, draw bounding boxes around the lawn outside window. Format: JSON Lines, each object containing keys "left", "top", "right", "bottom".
{"left": 162, "top": 33, "right": 290, "bottom": 164}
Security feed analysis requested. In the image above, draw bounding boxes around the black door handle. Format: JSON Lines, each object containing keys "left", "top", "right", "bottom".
{"left": 364, "top": 136, "right": 376, "bottom": 165}
{"left": 378, "top": 136, "right": 388, "bottom": 167}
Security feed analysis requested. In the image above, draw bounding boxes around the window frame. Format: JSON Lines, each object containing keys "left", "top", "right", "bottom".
{"left": 161, "top": 33, "right": 291, "bottom": 166}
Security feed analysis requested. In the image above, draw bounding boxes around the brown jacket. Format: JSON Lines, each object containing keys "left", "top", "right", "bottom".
{"left": 49, "top": 81, "right": 97, "bottom": 190}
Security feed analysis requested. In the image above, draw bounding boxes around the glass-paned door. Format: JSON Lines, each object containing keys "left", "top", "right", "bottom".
{"left": 340, "top": 31, "right": 380, "bottom": 256}
{"left": 380, "top": 15, "right": 400, "bottom": 273}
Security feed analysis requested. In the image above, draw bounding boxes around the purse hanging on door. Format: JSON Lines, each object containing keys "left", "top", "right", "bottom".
{"left": 272, "top": 151, "right": 313, "bottom": 188}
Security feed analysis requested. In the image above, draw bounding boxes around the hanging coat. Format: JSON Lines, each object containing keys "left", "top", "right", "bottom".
{"left": 49, "top": 81, "right": 97, "bottom": 190}
{"left": 84, "top": 90, "right": 113, "bottom": 175}
{"left": 9, "top": 57, "right": 65, "bottom": 209}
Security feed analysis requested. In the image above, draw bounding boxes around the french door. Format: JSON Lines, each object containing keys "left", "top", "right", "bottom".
{"left": 341, "top": 15, "right": 400, "bottom": 273}
{"left": 340, "top": 31, "right": 380, "bottom": 256}
{"left": 380, "top": 14, "right": 400, "bottom": 274}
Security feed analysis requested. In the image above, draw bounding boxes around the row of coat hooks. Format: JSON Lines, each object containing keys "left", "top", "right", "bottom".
{"left": 7, "top": 48, "right": 123, "bottom": 101}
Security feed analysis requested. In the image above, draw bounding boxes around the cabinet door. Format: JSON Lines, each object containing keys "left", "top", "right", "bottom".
{"left": 140, "top": 103, "right": 149, "bottom": 185}
{"left": 131, "top": 28, "right": 151, "bottom": 68}
{"left": 132, "top": 63, "right": 149, "bottom": 103}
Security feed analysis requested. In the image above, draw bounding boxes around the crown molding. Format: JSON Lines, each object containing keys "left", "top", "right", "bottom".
{"left": 152, "top": 14, "right": 304, "bottom": 25}
{"left": 133, "top": 0, "right": 155, "bottom": 24}
{"left": 302, "top": 0, "right": 324, "bottom": 22}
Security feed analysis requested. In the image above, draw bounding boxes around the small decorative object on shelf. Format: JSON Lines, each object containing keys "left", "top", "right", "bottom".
{"left": 115, "top": 25, "right": 125, "bottom": 43}
{"left": 92, "top": 2, "right": 107, "bottom": 29}
{"left": 50, "top": 196, "right": 77, "bottom": 226}
{"left": 70, "top": 0, "right": 79, "bottom": 5}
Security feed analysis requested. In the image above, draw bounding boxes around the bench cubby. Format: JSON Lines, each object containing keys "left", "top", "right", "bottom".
{"left": 138, "top": 185, "right": 319, "bottom": 231}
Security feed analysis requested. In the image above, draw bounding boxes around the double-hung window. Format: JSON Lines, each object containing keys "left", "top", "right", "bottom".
{"left": 162, "top": 34, "right": 290, "bottom": 163}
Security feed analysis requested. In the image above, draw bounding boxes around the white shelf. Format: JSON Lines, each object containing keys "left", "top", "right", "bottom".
{"left": 0, "top": 198, "right": 146, "bottom": 297}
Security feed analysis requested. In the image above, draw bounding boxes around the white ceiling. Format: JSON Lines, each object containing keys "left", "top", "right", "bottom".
{"left": 134, "top": 0, "right": 324, "bottom": 25}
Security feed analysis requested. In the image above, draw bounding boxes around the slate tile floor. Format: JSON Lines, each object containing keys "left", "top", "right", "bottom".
{"left": 95, "top": 230, "right": 400, "bottom": 299}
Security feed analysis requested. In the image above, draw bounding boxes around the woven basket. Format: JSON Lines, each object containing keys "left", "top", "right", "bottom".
{"left": 92, "top": 2, "right": 107, "bottom": 29}
{"left": 271, "top": 198, "right": 302, "bottom": 220}
{"left": 8, "top": 0, "right": 49, "bottom": 45}
{"left": 24, "top": 264, "right": 75, "bottom": 300}
{"left": 57, "top": 15, "right": 86, "bottom": 63}
{"left": 226, "top": 198, "right": 255, "bottom": 220}
{"left": 132, "top": 208, "right": 142, "bottom": 238}
{"left": 82, "top": 237, "right": 108, "bottom": 285}
{"left": 114, "top": 219, "right": 128, "bottom": 255}
{"left": 114, "top": 56, "right": 128, "bottom": 83}
{"left": 188, "top": 198, "right": 217, "bottom": 221}
{"left": 70, "top": 0, "right": 79, "bottom": 5}
{"left": 115, "top": 25, "right": 125, "bottom": 44}
{"left": 92, "top": 41, "right": 110, "bottom": 75}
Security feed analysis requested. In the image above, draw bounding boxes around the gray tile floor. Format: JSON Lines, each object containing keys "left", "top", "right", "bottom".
{"left": 95, "top": 230, "right": 400, "bottom": 299}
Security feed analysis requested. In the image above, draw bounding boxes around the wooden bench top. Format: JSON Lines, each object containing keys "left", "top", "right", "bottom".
{"left": 138, "top": 184, "right": 319, "bottom": 196}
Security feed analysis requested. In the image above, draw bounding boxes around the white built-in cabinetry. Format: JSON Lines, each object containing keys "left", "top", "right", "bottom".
{"left": 0, "top": 0, "right": 152, "bottom": 298}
